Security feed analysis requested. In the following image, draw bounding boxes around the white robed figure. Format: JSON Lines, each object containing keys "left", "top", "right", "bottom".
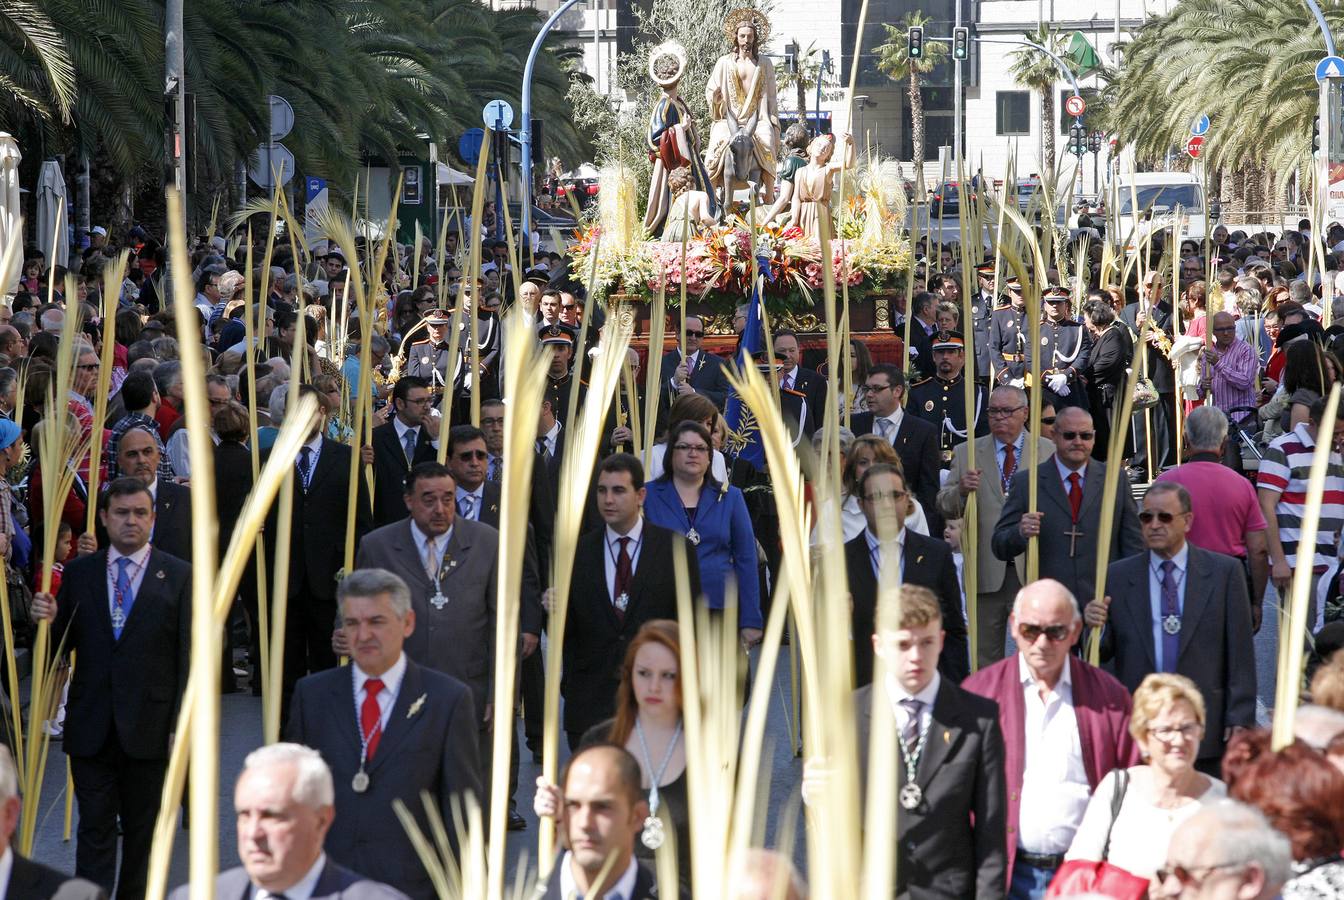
{"left": 703, "top": 7, "right": 780, "bottom": 209}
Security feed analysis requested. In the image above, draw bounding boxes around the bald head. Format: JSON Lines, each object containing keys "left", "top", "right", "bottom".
{"left": 1013, "top": 578, "right": 1080, "bottom": 623}
{"left": 1211, "top": 311, "right": 1236, "bottom": 348}
{"left": 727, "top": 849, "right": 808, "bottom": 900}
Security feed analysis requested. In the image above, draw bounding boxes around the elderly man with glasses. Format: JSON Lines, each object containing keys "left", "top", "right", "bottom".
{"left": 1156, "top": 800, "right": 1290, "bottom": 900}
{"left": 1198, "top": 311, "right": 1258, "bottom": 417}
{"left": 963, "top": 578, "right": 1139, "bottom": 899}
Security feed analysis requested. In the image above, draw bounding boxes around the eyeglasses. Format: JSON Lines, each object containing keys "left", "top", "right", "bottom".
{"left": 1059, "top": 430, "right": 1095, "bottom": 441}
{"left": 1018, "top": 622, "right": 1072, "bottom": 643}
{"left": 1139, "top": 510, "right": 1181, "bottom": 524}
{"left": 1149, "top": 722, "right": 1202, "bottom": 741}
{"left": 1041, "top": 416, "right": 1057, "bottom": 425}
{"left": 480, "top": 417, "right": 505, "bottom": 427}
{"left": 684, "top": 329, "right": 704, "bottom": 338}
{"left": 988, "top": 406, "right": 1025, "bottom": 417}
{"left": 403, "top": 396, "right": 432, "bottom": 406}
{"left": 455, "top": 449, "right": 489, "bottom": 461}
{"left": 862, "top": 383, "right": 893, "bottom": 394}
{"left": 208, "top": 396, "right": 229, "bottom": 406}
{"left": 1156, "top": 863, "right": 1244, "bottom": 888}
{"left": 76, "top": 363, "right": 99, "bottom": 371}
{"left": 863, "top": 489, "right": 908, "bottom": 502}
{"left": 673, "top": 443, "right": 710, "bottom": 454}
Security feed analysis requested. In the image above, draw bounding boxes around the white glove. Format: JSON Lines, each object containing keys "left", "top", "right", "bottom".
{"left": 1046, "top": 372, "right": 1069, "bottom": 394}
{"left": 1008, "top": 377, "right": 1026, "bottom": 388}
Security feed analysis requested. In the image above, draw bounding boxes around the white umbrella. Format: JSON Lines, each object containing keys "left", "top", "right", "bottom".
{"left": 35, "top": 159, "right": 69, "bottom": 268}
{"left": 436, "top": 163, "right": 474, "bottom": 186}
{"left": 0, "top": 134, "right": 20, "bottom": 293}
{"left": 563, "top": 163, "right": 599, "bottom": 180}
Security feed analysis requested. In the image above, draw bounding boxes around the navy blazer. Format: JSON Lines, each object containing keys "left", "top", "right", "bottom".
{"left": 642, "top": 479, "right": 763, "bottom": 629}
{"left": 285, "top": 658, "right": 482, "bottom": 900}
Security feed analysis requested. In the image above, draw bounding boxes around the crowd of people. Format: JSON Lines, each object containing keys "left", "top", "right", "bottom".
{"left": 0, "top": 212, "right": 1343, "bottom": 900}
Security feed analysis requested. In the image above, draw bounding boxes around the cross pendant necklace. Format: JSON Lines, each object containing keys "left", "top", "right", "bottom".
{"left": 1064, "top": 523, "right": 1085, "bottom": 558}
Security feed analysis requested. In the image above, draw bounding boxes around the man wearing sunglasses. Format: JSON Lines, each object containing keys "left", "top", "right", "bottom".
{"left": 964, "top": 579, "right": 1140, "bottom": 898}
{"left": 658, "top": 315, "right": 730, "bottom": 413}
{"left": 993, "top": 406, "right": 1143, "bottom": 606}
{"left": 1156, "top": 800, "right": 1290, "bottom": 899}
{"left": 1084, "top": 482, "right": 1256, "bottom": 775}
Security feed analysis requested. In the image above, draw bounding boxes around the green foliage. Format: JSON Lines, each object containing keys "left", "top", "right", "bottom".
{"left": 873, "top": 11, "right": 948, "bottom": 83}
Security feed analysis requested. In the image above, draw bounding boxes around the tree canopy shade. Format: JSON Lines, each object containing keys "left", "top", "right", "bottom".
{"left": 0, "top": 0, "right": 586, "bottom": 201}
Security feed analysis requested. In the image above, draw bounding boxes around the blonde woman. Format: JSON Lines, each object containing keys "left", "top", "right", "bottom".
{"left": 1065, "top": 673, "right": 1225, "bottom": 888}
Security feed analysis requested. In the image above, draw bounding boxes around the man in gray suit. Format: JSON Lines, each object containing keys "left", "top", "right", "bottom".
{"left": 991, "top": 406, "right": 1143, "bottom": 606}
{"left": 352, "top": 461, "right": 500, "bottom": 771}
{"left": 172, "top": 743, "right": 406, "bottom": 900}
{"left": 1084, "top": 482, "right": 1256, "bottom": 774}
{"left": 288, "top": 570, "right": 482, "bottom": 900}
{"left": 939, "top": 385, "right": 1055, "bottom": 666}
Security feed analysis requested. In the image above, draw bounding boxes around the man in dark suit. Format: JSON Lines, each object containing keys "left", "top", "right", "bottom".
{"left": 902, "top": 291, "right": 939, "bottom": 379}
{"left": 1084, "top": 482, "right": 1256, "bottom": 773}
{"left": 659, "top": 315, "right": 730, "bottom": 413}
{"left": 851, "top": 363, "right": 944, "bottom": 535}
{"left": 353, "top": 464, "right": 499, "bottom": 772}
{"left": 172, "top": 743, "right": 407, "bottom": 900}
{"left": 368, "top": 375, "right": 437, "bottom": 527}
{"left": 1081, "top": 298, "right": 1134, "bottom": 461}
{"left": 104, "top": 426, "right": 192, "bottom": 561}
{"left": 851, "top": 585, "right": 1006, "bottom": 899}
{"left": 554, "top": 454, "right": 701, "bottom": 748}
{"left": 773, "top": 330, "right": 827, "bottom": 437}
{"left": 0, "top": 746, "right": 107, "bottom": 900}
{"left": 992, "top": 406, "right": 1144, "bottom": 605}
{"left": 1120, "top": 272, "right": 1176, "bottom": 472}
{"left": 845, "top": 463, "right": 968, "bottom": 687}
{"left": 266, "top": 384, "right": 372, "bottom": 721}
{"left": 32, "top": 477, "right": 191, "bottom": 900}
{"left": 538, "top": 745, "right": 659, "bottom": 900}
{"left": 287, "top": 568, "right": 482, "bottom": 900}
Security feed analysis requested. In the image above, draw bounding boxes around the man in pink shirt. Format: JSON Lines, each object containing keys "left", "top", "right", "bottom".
{"left": 1156, "top": 406, "right": 1268, "bottom": 628}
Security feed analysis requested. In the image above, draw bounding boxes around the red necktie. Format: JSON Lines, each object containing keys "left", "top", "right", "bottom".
{"left": 1001, "top": 443, "right": 1016, "bottom": 492}
{"left": 614, "top": 537, "right": 632, "bottom": 621}
{"left": 361, "top": 678, "right": 385, "bottom": 759}
{"left": 1067, "top": 472, "right": 1083, "bottom": 522}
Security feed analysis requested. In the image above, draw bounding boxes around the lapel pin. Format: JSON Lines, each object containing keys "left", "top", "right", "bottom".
{"left": 916, "top": 555, "right": 924, "bottom": 564}
{"left": 407, "top": 693, "right": 427, "bottom": 719}
{"left": 943, "top": 730, "right": 950, "bottom": 743}
{"left": 448, "top": 559, "right": 457, "bottom": 569}
{"left": 156, "top": 570, "right": 166, "bottom": 579}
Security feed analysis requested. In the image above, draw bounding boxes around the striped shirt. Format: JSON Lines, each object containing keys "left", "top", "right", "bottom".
{"left": 1257, "top": 423, "right": 1344, "bottom": 573}
{"left": 1203, "top": 338, "right": 1258, "bottom": 415}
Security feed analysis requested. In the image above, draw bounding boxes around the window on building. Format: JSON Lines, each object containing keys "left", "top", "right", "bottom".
{"left": 996, "top": 92, "right": 1030, "bottom": 136}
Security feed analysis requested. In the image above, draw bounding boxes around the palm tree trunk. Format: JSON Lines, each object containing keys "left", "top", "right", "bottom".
{"left": 1041, "top": 87, "right": 1056, "bottom": 175}
{"left": 797, "top": 75, "right": 809, "bottom": 134}
{"left": 910, "top": 70, "right": 925, "bottom": 182}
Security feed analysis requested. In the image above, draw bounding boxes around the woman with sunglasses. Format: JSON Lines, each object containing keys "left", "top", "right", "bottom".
{"left": 1065, "top": 674, "right": 1225, "bottom": 890}
{"left": 642, "top": 421, "right": 763, "bottom": 644}
{"left": 534, "top": 620, "right": 693, "bottom": 889}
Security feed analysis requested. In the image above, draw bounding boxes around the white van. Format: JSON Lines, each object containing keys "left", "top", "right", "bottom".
{"left": 1108, "top": 172, "right": 1208, "bottom": 249}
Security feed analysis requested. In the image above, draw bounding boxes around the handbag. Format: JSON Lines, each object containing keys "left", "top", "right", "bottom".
{"left": 1045, "top": 769, "right": 1151, "bottom": 900}
{"left": 1131, "top": 375, "right": 1160, "bottom": 410}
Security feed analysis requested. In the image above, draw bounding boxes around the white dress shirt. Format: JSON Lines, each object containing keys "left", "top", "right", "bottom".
{"left": 352, "top": 653, "right": 407, "bottom": 737}
{"left": 864, "top": 527, "right": 906, "bottom": 581}
{"left": 0, "top": 846, "right": 13, "bottom": 900}
{"left": 873, "top": 406, "right": 904, "bottom": 443}
{"left": 1017, "top": 655, "right": 1092, "bottom": 854}
{"left": 255, "top": 852, "right": 327, "bottom": 900}
{"left": 1148, "top": 544, "right": 1190, "bottom": 671}
{"left": 106, "top": 542, "right": 153, "bottom": 619}
{"left": 883, "top": 671, "right": 940, "bottom": 740}
{"left": 559, "top": 853, "right": 639, "bottom": 900}
{"left": 603, "top": 517, "right": 645, "bottom": 603}
{"left": 540, "top": 420, "right": 562, "bottom": 458}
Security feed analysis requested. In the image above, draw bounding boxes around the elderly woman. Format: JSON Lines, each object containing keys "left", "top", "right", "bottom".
{"left": 1223, "top": 731, "right": 1344, "bottom": 897}
{"left": 1065, "top": 673, "right": 1225, "bottom": 888}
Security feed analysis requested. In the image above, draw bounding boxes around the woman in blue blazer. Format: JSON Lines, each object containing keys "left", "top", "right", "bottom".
{"left": 642, "top": 421, "right": 764, "bottom": 640}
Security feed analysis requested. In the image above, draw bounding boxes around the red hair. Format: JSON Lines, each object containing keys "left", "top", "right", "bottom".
{"left": 608, "top": 620, "right": 682, "bottom": 745}
{"left": 1227, "top": 731, "right": 1344, "bottom": 860}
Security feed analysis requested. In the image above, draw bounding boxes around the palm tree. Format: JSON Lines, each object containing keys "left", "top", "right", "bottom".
{"left": 1007, "top": 24, "right": 1076, "bottom": 178}
{"left": 875, "top": 12, "right": 948, "bottom": 180}
{"left": 0, "top": 0, "right": 75, "bottom": 127}
{"left": 776, "top": 40, "right": 823, "bottom": 133}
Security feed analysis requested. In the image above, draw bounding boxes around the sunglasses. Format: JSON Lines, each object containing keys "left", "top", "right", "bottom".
{"left": 684, "top": 329, "right": 704, "bottom": 338}
{"left": 1139, "top": 510, "right": 1181, "bottom": 524}
{"left": 1017, "top": 622, "right": 1071, "bottom": 643}
{"left": 1041, "top": 416, "right": 1057, "bottom": 425}
{"left": 1059, "top": 430, "right": 1094, "bottom": 441}
{"left": 455, "top": 449, "right": 489, "bottom": 461}
{"left": 1156, "top": 863, "right": 1242, "bottom": 888}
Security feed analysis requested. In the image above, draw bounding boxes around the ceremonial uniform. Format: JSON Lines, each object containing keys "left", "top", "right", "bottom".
{"left": 908, "top": 374, "right": 988, "bottom": 467}
{"left": 990, "top": 303, "right": 1030, "bottom": 383}
{"left": 968, "top": 290, "right": 995, "bottom": 380}
{"left": 542, "top": 373, "right": 586, "bottom": 427}
{"left": 1028, "top": 315, "right": 1092, "bottom": 412}
{"left": 404, "top": 340, "right": 462, "bottom": 399}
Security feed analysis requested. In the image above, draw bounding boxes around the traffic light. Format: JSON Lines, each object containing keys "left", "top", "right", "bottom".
{"left": 1068, "top": 122, "right": 1087, "bottom": 157}
{"left": 785, "top": 41, "right": 798, "bottom": 74}
{"left": 492, "top": 127, "right": 510, "bottom": 167}
{"left": 952, "top": 26, "right": 969, "bottom": 60}
{"left": 1086, "top": 131, "right": 1101, "bottom": 154}
{"left": 1314, "top": 115, "right": 1322, "bottom": 153}
{"left": 907, "top": 26, "right": 923, "bottom": 59}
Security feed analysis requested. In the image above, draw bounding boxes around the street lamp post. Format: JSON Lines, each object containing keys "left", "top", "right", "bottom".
{"left": 521, "top": 0, "right": 584, "bottom": 247}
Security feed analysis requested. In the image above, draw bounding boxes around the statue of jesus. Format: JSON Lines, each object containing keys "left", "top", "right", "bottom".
{"left": 703, "top": 8, "right": 779, "bottom": 209}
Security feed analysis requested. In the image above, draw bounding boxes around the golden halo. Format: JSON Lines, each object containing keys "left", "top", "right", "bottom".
{"left": 722, "top": 7, "right": 771, "bottom": 46}
{"left": 648, "top": 41, "right": 688, "bottom": 86}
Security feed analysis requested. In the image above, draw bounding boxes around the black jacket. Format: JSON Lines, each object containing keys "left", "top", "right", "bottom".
{"left": 370, "top": 420, "right": 437, "bottom": 527}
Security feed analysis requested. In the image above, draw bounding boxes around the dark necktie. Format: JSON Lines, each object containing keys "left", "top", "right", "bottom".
{"left": 1160, "top": 560, "right": 1180, "bottom": 672}
{"left": 402, "top": 429, "right": 417, "bottom": 464}
{"left": 899, "top": 697, "right": 923, "bottom": 747}
{"left": 298, "top": 446, "right": 312, "bottom": 491}
{"left": 613, "top": 536, "right": 632, "bottom": 621}
{"left": 781, "top": 372, "right": 793, "bottom": 392}
{"left": 1001, "top": 442, "right": 1017, "bottom": 492}
{"left": 113, "top": 557, "right": 135, "bottom": 640}
{"left": 487, "top": 456, "right": 501, "bottom": 483}
{"left": 361, "top": 678, "right": 385, "bottom": 758}
{"left": 1067, "top": 472, "right": 1082, "bottom": 522}
{"left": 535, "top": 437, "right": 548, "bottom": 459}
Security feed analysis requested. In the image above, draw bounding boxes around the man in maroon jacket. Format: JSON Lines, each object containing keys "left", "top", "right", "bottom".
{"left": 962, "top": 578, "right": 1140, "bottom": 900}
